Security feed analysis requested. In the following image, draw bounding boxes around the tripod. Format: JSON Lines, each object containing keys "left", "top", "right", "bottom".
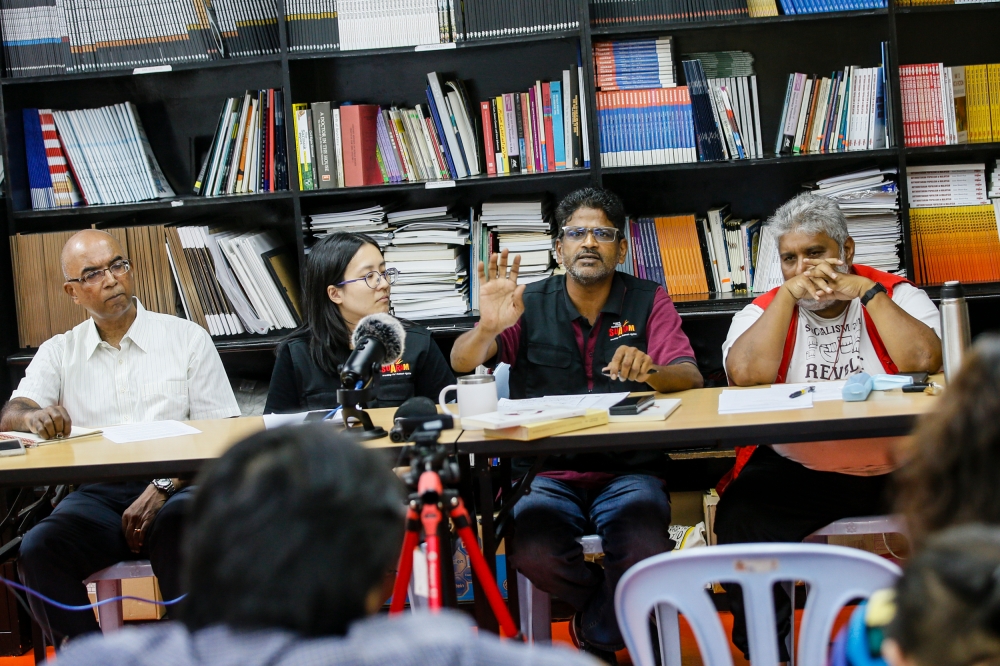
{"left": 388, "top": 427, "right": 519, "bottom": 639}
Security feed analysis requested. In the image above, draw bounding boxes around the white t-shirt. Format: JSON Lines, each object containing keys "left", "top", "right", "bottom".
{"left": 722, "top": 283, "right": 941, "bottom": 475}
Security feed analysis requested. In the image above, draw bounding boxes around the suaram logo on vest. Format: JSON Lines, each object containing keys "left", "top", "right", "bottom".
{"left": 608, "top": 320, "right": 637, "bottom": 341}
{"left": 380, "top": 361, "right": 411, "bottom": 376}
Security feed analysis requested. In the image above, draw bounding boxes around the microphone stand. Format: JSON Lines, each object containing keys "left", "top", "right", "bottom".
{"left": 336, "top": 385, "right": 388, "bottom": 440}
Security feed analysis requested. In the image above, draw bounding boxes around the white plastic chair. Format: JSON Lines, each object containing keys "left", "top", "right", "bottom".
{"left": 83, "top": 560, "right": 155, "bottom": 633}
{"left": 615, "top": 543, "right": 901, "bottom": 666}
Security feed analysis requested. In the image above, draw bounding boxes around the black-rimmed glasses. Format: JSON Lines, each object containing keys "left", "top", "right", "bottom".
{"left": 337, "top": 268, "right": 399, "bottom": 289}
{"left": 559, "top": 226, "right": 621, "bottom": 243}
{"left": 66, "top": 259, "right": 131, "bottom": 286}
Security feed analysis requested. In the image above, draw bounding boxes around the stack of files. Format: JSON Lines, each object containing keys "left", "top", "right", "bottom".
{"left": 481, "top": 200, "right": 554, "bottom": 284}
{"left": 910, "top": 205, "right": 1000, "bottom": 285}
{"left": 303, "top": 206, "right": 390, "bottom": 247}
{"left": 775, "top": 58, "right": 890, "bottom": 157}
{"left": 750, "top": 225, "right": 783, "bottom": 293}
{"left": 23, "top": 108, "right": 82, "bottom": 209}
{"left": 907, "top": 164, "right": 990, "bottom": 208}
{"left": 681, "top": 51, "right": 755, "bottom": 79}
{"left": 809, "top": 168, "right": 902, "bottom": 273}
{"left": 470, "top": 212, "right": 486, "bottom": 311}
{"left": 166, "top": 226, "right": 301, "bottom": 336}
{"left": 24, "top": 103, "right": 175, "bottom": 208}
{"left": 596, "top": 87, "right": 697, "bottom": 167}
{"left": 620, "top": 215, "right": 713, "bottom": 296}
{"left": 593, "top": 37, "right": 676, "bottom": 91}
{"left": 480, "top": 67, "right": 590, "bottom": 175}
{"left": 900, "top": 63, "right": 1000, "bottom": 145}
{"left": 462, "top": 0, "right": 579, "bottom": 39}
{"left": 589, "top": 0, "right": 777, "bottom": 24}
{"left": 704, "top": 205, "right": 761, "bottom": 293}
{"left": 194, "top": 89, "right": 289, "bottom": 196}
{"left": 384, "top": 207, "right": 470, "bottom": 320}
{"left": 9, "top": 227, "right": 178, "bottom": 348}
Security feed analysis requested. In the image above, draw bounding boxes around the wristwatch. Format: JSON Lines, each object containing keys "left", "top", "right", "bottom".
{"left": 151, "top": 478, "right": 177, "bottom": 497}
{"left": 860, "top": 282, "right": 887, "bottom": 307}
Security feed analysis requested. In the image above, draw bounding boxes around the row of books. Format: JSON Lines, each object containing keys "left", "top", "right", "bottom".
{"left": 194, "top": 89, "right": 290, "bottom": 197}
{"left": 906, "top": 163, "right": 990, "bottom": 208}
{"left": 910, "top": 204, "right": 1000, "bottom": 285}
{"left": 774, "top": 62, "right": 890, "bottom": 156}
{"left": 588, "top": 0, "right": 779, "bottom": 24}
{"left": 23, "top": 103, "right": 174, "bottom": 209}
{"left": 895, "top": 0, "right": 994, "bottom": 5}
{"left": 900, "top": 63, "right": 1000, "bottom": 147}
{"left": 685, "top": 59, "right": 765, "bottom": 162}
{"left": 0, "top": 0, "right": 279, "bottom": 78}
{"left": 593, "top": 37, "right": 677, "bottom": 91}
{"left": 596, "top": 87, "right": 697, "bottom": 167}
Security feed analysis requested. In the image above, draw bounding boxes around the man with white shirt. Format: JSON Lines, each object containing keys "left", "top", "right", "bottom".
{"left": 0, "top": 229, "right": 239, "bottom": 645}
{"left": 716, "top": 193, "right": 942, "bottom": 662}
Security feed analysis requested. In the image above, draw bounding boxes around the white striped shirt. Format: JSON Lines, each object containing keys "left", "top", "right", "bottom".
{"left": 11, "top": 300, "right": 240, "bottom": 428}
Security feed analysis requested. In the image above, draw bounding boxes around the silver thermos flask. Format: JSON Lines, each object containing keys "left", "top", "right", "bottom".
{"left": 939, "top": 280, "right": 971, "bottom": 382}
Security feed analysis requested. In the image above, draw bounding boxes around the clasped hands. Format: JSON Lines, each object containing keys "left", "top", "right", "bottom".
{"left": 782, "top": 258, "right": 877, "bottom": 304}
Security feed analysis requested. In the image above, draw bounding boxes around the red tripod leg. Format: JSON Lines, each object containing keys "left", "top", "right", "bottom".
{"left": 389, "top": 503, "right": 421, "bottom": 615}
{"left": 418, "top": 472, "right": 445, "bottom": 611}
{"left": 450, "top": 497, "right": 520, "bottom": 639}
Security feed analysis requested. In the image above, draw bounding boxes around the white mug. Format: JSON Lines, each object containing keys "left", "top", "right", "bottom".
{"left": 439, "top": 375, "right": 498, "bottom": 423}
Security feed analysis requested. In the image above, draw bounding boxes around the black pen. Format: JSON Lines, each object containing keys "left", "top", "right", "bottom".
{"left": 789, "top": 386, "right": 816, "bottom": 399}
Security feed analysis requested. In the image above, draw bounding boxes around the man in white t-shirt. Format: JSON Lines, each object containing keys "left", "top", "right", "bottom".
{"left": 716, "top": 193, "right": 942, "bottom": 662}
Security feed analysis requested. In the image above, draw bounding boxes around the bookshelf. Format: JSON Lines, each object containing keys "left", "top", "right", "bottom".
{"left": 1, "top": 0, "right": 999, "bottom": 392}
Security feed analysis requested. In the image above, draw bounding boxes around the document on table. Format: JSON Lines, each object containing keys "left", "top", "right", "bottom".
{"left": 779, "top": 381, "right": 847, "bottom": 402}
{"left": 102, "top": 421, "right": 202, "bottom": 443}
{"left": 262, "top": 410, "right": 341, "bottom": 430}
{"left": 718, "top": 386, "right": 814, "bottom": 414}
{"left": 497, "top": 393, "right": 630, "bottom": 414}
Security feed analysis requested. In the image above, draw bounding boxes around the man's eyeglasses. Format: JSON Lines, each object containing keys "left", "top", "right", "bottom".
{"left": 66, "top": 259, "right": 131, "bottom": 286}
{"left": 559, "top": 226, "right": 621, "bottom": 243}
{"left": 337, "top": 268, "right": 399, "bottom": 289}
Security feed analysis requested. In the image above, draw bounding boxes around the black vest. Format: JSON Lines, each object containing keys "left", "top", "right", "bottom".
{"left": 509, "top": 272, "right": 660, "bottom": 399}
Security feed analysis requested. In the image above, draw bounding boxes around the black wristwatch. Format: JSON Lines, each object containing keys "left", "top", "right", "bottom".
{"left": 151, "top": 478, "right": 177, "bottom": 497}
{"left": 860, "top": 282, "right": 887, "bottom": 307}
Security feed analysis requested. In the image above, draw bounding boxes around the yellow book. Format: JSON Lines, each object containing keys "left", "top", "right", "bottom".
{"left": 484, "top": 409, "right": 609, "bottom": 441}
{"left": 495, "top": 95, "right": 509, "bottom": 174}
{"left": 291, "top": 102, "right": 309, "bottom": 189}
{"left": 967, "top": 65, "right": 989, "bottom": 143}
{"left": 989, "top": 64, "right": 1000, "bottom": 142}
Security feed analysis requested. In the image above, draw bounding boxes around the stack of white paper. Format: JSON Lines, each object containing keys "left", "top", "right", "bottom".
{"left": 481, "top": 200, "right": 554, "bottom": 285}
{"left": 386, "top": 207, "right": 470, "bottom": 320}
{"left": 907, "top": 163, "right": 991, "bottom": 208}
{"left": 718, "top": 386, "right": 814, "bottom": 414}
{"left": 305, "top": 206, "right": 391, "bottom": 248}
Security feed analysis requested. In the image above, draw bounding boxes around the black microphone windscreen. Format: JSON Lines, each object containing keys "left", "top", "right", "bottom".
{"left": 352, "top": 313, "right": 405, "bottom": 362}
{"left": 394, "top": 396, "right": 437, "bottom": 420}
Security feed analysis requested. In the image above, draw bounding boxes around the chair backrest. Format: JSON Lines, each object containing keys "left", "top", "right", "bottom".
{"left": 615, "top": 543, "right": 901, "bottom": 666}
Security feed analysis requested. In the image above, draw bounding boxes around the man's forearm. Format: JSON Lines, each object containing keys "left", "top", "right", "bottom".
{"left": 0, "top": 398, "right": 38, "bottom": 432}
{"left": 726, "top": 288, "right": 798, "bottom": 386}
{"left": 864, "top": 293, "right": 943, "bottom": 372}
{"left": 450, "top": 326, "right": 500, "bottom": 373}
{"left": 647, "top": 362, "right": 704, "bottom": 393}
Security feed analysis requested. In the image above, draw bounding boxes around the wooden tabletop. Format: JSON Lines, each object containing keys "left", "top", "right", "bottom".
{"left": 0, "top": 379, "right": 944, "bottom": 484}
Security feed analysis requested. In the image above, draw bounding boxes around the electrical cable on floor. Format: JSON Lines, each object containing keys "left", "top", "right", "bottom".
{"left": 0, "top": 575, "right": 184, "bottom": 611}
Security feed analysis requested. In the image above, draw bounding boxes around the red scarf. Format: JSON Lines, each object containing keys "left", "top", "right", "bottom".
{"left": 716, "top": 265, "right": 911, "bottom": 494}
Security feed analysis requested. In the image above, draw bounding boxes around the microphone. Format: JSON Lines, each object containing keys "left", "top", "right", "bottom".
{"left": 340, "top": 314, "right": 406, "bottom": 389}
{"left": 390, "top": 397, "right": 454, "bottom": 443}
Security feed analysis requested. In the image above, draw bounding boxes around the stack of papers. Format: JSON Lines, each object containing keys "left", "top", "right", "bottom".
{"left": 718, "top": 386, "right": 815, "bottom": 414}
{"left": 907, "top": 163, "right": 990, "bottom": 208}
{"left": 386, "top": 207, "right": 470, "bottom": 319}
{"left": 481, "top": 200, "right": 555, "bottom": 285}
{"left": 1, "top": 426, "right": 102, "bottom": 447}
{"left": 304, "top": 206, "right": 391, "bottom": 248}
{"left": 463, "top": 392, "right": 629, "bottom": 430}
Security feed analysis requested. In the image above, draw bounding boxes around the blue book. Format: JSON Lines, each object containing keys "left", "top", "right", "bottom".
{"left": 425, "top": 86, "right": 458, "bottom": 179}
{"left": 23, "top": 108, "right": 55, "bottom": 210}
{"left": 550, "top": 82, "right": 566, "bottom": 169}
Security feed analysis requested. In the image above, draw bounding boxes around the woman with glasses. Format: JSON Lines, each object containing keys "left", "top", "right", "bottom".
{"left": 264, "top": 232, "right": 455, "bottom": 413}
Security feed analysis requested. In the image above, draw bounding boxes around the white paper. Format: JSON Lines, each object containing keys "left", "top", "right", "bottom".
{"left": 461, "top": 408, "right": 588, "bottom": 431}
{"left": 1, "top": 426, "right": 102, "bottom": 446}
{"left": 779, "top": 381, "right": 847, "bottom": 402}
{"left": 497, "top": 392, "right": 630, "bottom": 414}
{"left": 718, "top": 387, "right": 814, "bottom": 415}
{"left": 262, "top": 410, "right": 341, "bottom": 430}
{"left": 102, "top": 421, "right": 201, "bottom": 444}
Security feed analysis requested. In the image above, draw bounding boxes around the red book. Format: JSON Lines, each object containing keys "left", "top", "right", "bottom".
{"left": 267, "top": 89, "right": 275, "bottom": 191}
{"left": 480, "top": 101, "right": 497, "bottom": 175}
{"left": 542, "top": 82, "right": 556, "bottom": 172}
{"left": 339, "top": 104, "right": 381, "bottom": 187}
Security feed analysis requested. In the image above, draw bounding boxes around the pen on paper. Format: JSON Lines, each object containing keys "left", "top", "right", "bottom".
{"left": 789, "top": 386, "right": 816, "bottom": 399}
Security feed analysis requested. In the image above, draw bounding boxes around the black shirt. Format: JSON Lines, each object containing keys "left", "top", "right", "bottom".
{"left": 264, "top": 326, "right": 456, "bottom": 413}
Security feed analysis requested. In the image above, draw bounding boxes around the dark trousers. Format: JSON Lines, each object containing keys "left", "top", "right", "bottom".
{"left": 18, "top": 481, "right": 192, "bottom": 644}
{"left": 511, "top": 474, "right": 674, "bottom": 651}
{"left": 713, "top": 446, "right": 888, "bottom": 661}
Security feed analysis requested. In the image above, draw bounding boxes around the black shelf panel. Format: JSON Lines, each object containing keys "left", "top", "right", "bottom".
{"left": 0, "top": 54, "right": 284, "bottom": 86}
{"left": 296, "top": 169, "right": 593, "bottom": 200}
{"left": 591, "top": 8, "right": 887, "bottom": 36}
{"left": 603, "top": 149, "right": 899, "bottom": 175}
{"left": 11, "top": 192, "right": 295, "bottom": 222}
{"left": 895, "top": 2, "right": 1000, "bottom": 13}
{"left": 904, "top": 142, "right": 1000, "bottom": 156}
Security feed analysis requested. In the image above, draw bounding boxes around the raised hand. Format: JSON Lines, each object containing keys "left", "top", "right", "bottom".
{"left": 478, "top": 249, "right": 526, "bottom": 335}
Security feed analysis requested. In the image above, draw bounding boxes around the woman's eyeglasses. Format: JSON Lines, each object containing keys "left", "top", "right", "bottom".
{"left": 559, "top": 226, "right": 621, "bottom": 243}
{"left": 337, "top": 268, "right": 399, "bottom": 289}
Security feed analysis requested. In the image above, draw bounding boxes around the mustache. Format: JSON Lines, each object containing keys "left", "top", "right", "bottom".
{"left": 573, "top": 251, "right": 602, "bottom": 261}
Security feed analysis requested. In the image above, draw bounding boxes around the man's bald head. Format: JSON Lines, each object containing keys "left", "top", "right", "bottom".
{"left": 61, "top": 230, "right": 125, "bottom": 280}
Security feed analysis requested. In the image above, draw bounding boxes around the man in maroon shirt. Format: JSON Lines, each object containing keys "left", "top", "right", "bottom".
{"left": 451, "top": 188, "right": 702, "bottom": 663}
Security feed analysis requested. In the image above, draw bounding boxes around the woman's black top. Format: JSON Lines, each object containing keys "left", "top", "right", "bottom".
{"left": 264, "top": 326, "right": 456, "bottom": 413}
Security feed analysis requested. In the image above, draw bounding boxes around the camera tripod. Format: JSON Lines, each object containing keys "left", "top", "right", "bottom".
{"left": 388, "top": 426, "right": 520, "bottom": 639}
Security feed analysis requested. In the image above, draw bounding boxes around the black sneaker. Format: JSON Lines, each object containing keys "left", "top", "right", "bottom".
{"left": 568, "top": 612, "right": 618, "bottom": 665}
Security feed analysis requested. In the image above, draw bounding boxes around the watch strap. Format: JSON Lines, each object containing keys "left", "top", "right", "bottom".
{"left": 152, "top": 478, "right": 177, "bottom": 497}
{"left": 861, "top": 282, "right": 887, "bottom": 307}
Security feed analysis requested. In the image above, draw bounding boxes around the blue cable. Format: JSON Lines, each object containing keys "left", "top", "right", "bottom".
{"left": 0, "top": 575, "right": 185, "bottom": 611}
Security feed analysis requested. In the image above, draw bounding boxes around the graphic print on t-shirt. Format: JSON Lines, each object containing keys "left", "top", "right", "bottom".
{"left": 800, "top": 304, "right": 865, "bottom": 381}
{"left": 608, "top": 320, "right": 637, "bottom": 341}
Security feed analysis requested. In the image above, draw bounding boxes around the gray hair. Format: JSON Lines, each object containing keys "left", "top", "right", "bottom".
{"left": 768, "top": 192, "right": 848, "bottom": 250}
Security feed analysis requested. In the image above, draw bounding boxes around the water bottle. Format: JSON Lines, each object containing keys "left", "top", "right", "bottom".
{"left": 939, "top": 281, "right": 971, "bottom": 382}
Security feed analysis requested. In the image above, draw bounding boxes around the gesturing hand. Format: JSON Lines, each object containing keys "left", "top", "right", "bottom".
{"left": 25, "top": 406, "right": 72, "bottom": 440}
{"left": 478, "top": 249, "right": 526, "bottom": 335}
{"left": 122, "top": 485, "right": 168, "bottom": 553}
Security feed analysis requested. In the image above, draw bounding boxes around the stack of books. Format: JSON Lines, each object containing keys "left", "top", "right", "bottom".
{"left": 23, "top": 103, "right": 174, "bottom": 209}
{"left": 808, "top": 168, "right": 902, "bottom": 274}
{"left": 385, "top": 208, "right": 470, "bottom": 320}
{"left": 0, "top": 0, "right": 279, "bottom": 77}
{"left": 461, "top": 0, "right": 580, "bottom": 39}
{"left": 594, "top": 37, "right": 677, "bottom": 91}
{"left": 899, "top": 63, "right": 1000, "bottom": 146}
{"left": 775, "top": 57, "right": 890, "bottom": 156}
{"left": 194, "top": 89, "right": 289, "bottom": 197}
{"left": 907, "top": 164, "right": 990, "bottom": 208}
{"left": 775, "top": 0, "right": 885, "bottom": 13}
{"left": 990, "top": 159, "right": 1000, "bottom": 200}
{"left": 596, "top": 87, "right": 696, "bottom": 167}
{"left": 481, "top": 200, "right": 554, "bottom": 285}
{"left": 896, "top": 0, "right": 993, "bottom": 6}
{"left": 303, "top": 206, "right": 391, "bottom": 247}
{"left": 589, "top": 0, "right": 778, "bottom": 25}
{"left": 620, "top": 215, "right": 714, "bottom": 295}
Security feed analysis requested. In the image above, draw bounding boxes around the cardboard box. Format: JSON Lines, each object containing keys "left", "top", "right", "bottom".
{"left": 86, "top": 577, "right": 164, "bottom": 623}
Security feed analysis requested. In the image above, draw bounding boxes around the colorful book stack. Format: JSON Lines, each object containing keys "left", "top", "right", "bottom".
{"left": 589, "top": 0, "right": 778, "bottom": 25}
{"left": 899, "top": 63, "right": 1000, "bottom": 146}
{"left": 195, "top": 89, "right": 289, "bottom": 197}
{"left": 384, "top": 208, "right": 470, "bottom": 319}
{"left": 594, "top": 37, "right": 677, "bottom": 91}
{"left": 481, "top": 200, "right": 554, "bottom": 285}
{"left": 907, "top": 163, "right": 998, "bottom": 285}
{"left": 23, "top": 103, "right": 174, "bottom": 209}
{"left": 775, "top": 57, "right": 890, "bottom": 156}
{"left": 596, "top": 88, "right": 697, "bottom": 166}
